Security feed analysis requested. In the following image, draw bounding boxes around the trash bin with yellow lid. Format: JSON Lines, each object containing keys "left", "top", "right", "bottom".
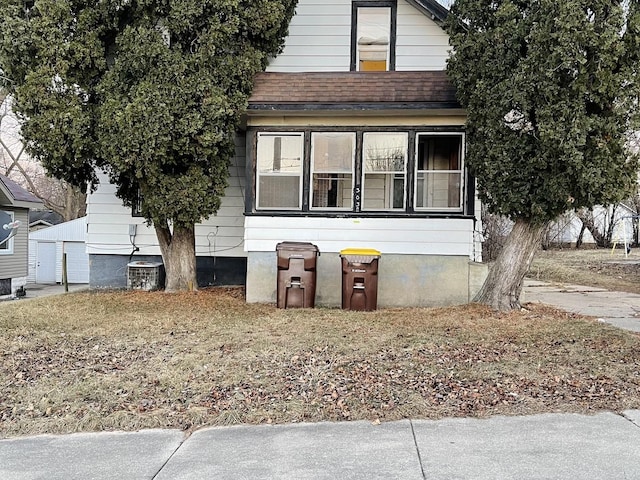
{"left": 340, "top": 248, "right": 381, "bottom": 311}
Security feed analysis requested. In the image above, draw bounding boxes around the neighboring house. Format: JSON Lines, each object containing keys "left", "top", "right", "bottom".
{"left": 0, "top": 174, "right": 42, "bottom": 296}
{"left": 28, "top": 217, "right": 89, "bottom": 284}
{"left": 546, "top": 204, "right": 636, "bottom": 248}
{"left": 29, "top": 210, "right": 65, "bottom": 232}
{"left": 86, "top": 0, "right": 486, "bottom": 306}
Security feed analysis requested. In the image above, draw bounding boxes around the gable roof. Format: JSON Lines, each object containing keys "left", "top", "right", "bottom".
{"left": 248, "top": 71, "right": 460, "bottom": 113}
{"left": 408, "top": 0, "right": 449, "bottom": 24}
{"left": 0, "top": 174, "right": 42, "bottom": 209}
{"left": 29, "top": 210, "right": 65, "bottom": 228}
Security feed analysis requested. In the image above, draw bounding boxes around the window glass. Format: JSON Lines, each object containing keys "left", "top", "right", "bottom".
{"left": 362, "top": 132, "right": 407, "bottom": 210}
{"left": 256, "top": 133, "right": 303, "bottom": 209}
{"left": 0, "top": 210, "right": 14, "bottom": 252}
{"left": 311, "top": 132, "right": 355, "bottom": 209}
{"left": 415, "top": 134, "right": 464, "bottom": 210}
{"left": 357, "top": 7, "right": 391, "bottom": 71}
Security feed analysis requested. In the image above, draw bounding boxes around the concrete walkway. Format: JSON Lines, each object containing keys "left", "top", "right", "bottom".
{"left": 0, "top": 283, "right": 88, "bottom": 304}
{"left": 523, "top": 279, "right": 640, "bottom": 332}
{"left": 1, "top": 412, "right": 639, "bottom": 480}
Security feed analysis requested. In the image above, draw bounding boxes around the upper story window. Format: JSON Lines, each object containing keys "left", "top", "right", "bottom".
{"left": 0, "top": 210, "right": 14, "bottom": 254}
{"left": 351, "top": 1, "right": 397, "bottom": 72}
{"left": 256, "top": 132, "right": 304, "bottom": 210}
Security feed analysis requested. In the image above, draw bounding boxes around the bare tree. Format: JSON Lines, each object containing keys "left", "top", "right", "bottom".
{"left": 575, "top": 206, "right": 619, "bottom": 249}
{"left": 0, "top": 95, "right": 85, "bottom": 221}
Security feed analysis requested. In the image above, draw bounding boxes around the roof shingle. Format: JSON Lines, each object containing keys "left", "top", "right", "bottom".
{"left": 248, "top": 71, "right": 460, "bottom": 111}
{"left": 0, "top": 174, "right": 42, "bottom": 205}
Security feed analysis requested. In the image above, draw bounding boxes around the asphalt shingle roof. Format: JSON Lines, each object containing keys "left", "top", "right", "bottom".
{"left": 248, "top": 71, "right": 460, "bottom": 111}
{"left": 0, "top": 174, "right": 42, "bottom": 204}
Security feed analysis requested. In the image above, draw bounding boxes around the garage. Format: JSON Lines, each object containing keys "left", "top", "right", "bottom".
{"left": 28, "top": 217, "right": 88, "bottom": 284}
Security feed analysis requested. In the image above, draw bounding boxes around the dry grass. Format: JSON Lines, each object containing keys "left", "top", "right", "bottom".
{"left": 530, "top": 247, "right": 640, "bottom": 294}
{"left": 1, "top": 287, "right": 639, "bottom": 438}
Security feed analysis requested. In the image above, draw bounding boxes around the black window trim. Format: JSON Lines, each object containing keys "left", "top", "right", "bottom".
{"left": 350, "top": 0, "right": 398, "bottom": 72}
{"left": 247, "top": 125, "right": 473, "bottom": 219}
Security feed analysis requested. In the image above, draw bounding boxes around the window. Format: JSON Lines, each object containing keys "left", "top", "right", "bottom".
{"left": 0, "top": 210, "right": 14, "bottom": 254}
{"left": 362, "top": 132, "right": 407, "bottom": 210}
{"left": 251, "top": 128, "right": 467, "bottom": 215}
{"left": 415, "top": 133, "right": 464, "bottom": 211}
{"left": 311, "top": 133, "right": 355, "bottom": 210}
{"left": 256, "top": 133, "right": 304, "bottom": 210}
{"left": 132, "top": 188, "right": 143, "bottom": 217}
{"left": 351, "top": 2, "right": 396, "bottom": 71}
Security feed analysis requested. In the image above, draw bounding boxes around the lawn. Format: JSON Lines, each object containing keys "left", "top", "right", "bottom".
{"left": 1, "top": 285, "right": 639, "bottom": 438}
{"left": 530, "top": 247, "right": 640, "bottom": 294}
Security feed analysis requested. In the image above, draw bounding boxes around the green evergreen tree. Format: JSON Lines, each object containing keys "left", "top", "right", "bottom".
{"left": 446, "top": 0, "right": 640, "bottom": 310}
{"left": 0, "top": 0, "right": 297, "bottom": 291}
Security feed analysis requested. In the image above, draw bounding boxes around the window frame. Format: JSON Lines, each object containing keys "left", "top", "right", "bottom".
{"left": 414, "top": 132, "right": 465, "bottom": 213}
{"left": 255, "top": 132, "right": 305, "bottom": 211}
{"left": 248, "top": 127, "right": 470, "bottom": 217}
{"left": 310, "top": 132, "right": 356, "bottom": 211}
{"left": 350, "top": 0, "right": 397, "bottom": 72}
{"left": 361, "top": 131, "right": 408, "bottom": 212}
{"left": 0, "top": 210, "right": 15, "bottom": 254}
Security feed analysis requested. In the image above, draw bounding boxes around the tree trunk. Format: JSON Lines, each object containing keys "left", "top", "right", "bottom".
{"left": 576, "top": 222, "right": 586, "bottom": 249}
{"left": 576, "top": 208, "right": 608, "bottom": 247}
{"left": 474, "top": 218, "right": 547, "bottom": 311}
{"left": 155, "top": 222, "right": 198, "bottom": 292}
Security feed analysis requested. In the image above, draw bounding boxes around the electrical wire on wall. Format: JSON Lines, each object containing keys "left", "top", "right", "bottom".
{"left": 128, "top": 224, "right": 140, "bottom": 262}
{"left": 207, "top": 227, "right": 219, "bottom": 284}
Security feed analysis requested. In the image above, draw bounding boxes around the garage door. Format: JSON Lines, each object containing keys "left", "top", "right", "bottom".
{"left": 64, "top": 242, "right": 89, "bottom": 283}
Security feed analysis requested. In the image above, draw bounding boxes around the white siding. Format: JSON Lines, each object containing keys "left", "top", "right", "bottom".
{"left": 30, "top": 216, "right": 86, "bottom": 242}
{"left": 27, "top": 239, "right": 37, "bottom": 282}
{"left": 267, "top": 0, "right": 450, "bottom": 73}
{"left": 86, "top": 138, "right": 247, "bottom": 258}
{"left": 63, "top": 242, "right": 89, "bottom": 283}
{"left": 244, "top": 216, "right": 475, "bottom": 258}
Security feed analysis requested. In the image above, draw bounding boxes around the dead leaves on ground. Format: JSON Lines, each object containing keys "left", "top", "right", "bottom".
{"left": 1, "top": 293, "right": 639, "bottom": 437}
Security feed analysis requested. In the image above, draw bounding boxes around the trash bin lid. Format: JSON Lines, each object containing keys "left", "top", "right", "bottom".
{"left": 340, "top": 248, "right": 381, "bottom": 257}
{"left": 340, "top": 248, "right": 381, "bottom": 264}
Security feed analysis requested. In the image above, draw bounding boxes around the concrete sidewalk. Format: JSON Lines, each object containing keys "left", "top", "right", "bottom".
{"left": 523, "top": 279, "right": 640, "bottom": 332}
{"left": 2, "top": 280, "right": 640, "bottom": 479}
{"left": 1, "top": 411, "right": 639, "bottom": 480}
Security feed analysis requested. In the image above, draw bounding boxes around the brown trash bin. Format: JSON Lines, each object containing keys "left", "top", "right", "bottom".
{"left": 276, "top": 241, "right": 320, "bottom": 308}
{"left": 340, "top": 248, "right": 381, "bottom": 311}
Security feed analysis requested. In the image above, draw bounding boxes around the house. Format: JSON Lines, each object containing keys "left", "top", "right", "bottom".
{"left": 0, "top": 174, "right": 42, "bottom": 296}
{"left": 86, "top": 0, "right": 486, "bottom": 306}
{"left": 29, "top": 210, "right": 64, "bottom": 232}
{"left": 28, "top": 217, "right": 89, "bottom": 284}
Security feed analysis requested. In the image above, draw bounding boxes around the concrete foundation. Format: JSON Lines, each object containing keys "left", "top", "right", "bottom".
{"left": 246, "top": 252, "right": 488, "bottom": 308}
{"left": 89, "top": 255, "right": 246, "bottom": 289}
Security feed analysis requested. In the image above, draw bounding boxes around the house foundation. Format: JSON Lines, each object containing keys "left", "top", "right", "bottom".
{"left": 247, "top": 252, "right": 488, "bottom": 308}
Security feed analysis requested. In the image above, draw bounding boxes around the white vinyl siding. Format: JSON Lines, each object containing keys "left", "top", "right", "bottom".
{"left": 395, "top": 1, "right": 450, "bottom": 70}
{"left": 29, "top": 217, "right": 89, "bottom": 283}
{"left": 86, "top": 136, "right": 247, "bottom": 258}
{"left": 267, "top": 0, "right": 450, "bottom": 72}
{"left": 244, "top": 216, "right": 475, "bottom": 258}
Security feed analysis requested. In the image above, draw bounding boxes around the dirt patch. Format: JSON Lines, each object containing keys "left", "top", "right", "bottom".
{"left": 1, "top": 288, "right": 639, "bottom": 438}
